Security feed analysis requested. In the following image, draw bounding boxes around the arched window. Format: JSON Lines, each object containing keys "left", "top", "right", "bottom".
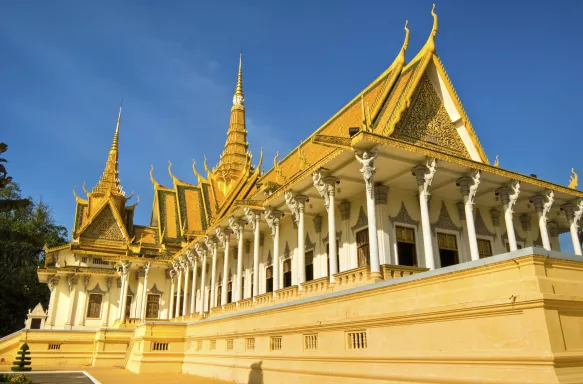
{"left": 266, "top": 267, "right": 273, "bottom": 293}
{"left": 283, "top": 259, "right": 292, "bottom": 288}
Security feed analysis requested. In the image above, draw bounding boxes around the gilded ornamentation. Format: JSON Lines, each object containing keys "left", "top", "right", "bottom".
{"left": 81, "top": 207, "right": 124, "bottom": 241}
{"left": 493, "top": 155, "right": 500, "bottom": 167}
{"left": 389, "top": 202, "right": 419, "bottom": 226}
{"left": 351, "top": 206, "right": 368, "bottom": 232}
{"left": 431, "top": 202, "right": 462, "bottom": 234}
{"left": 299, "top": 141, "right": 309, "bottom": 171}
{"left": 474, "top": 209, "right": 495, "bottom": 237}
{"left": 392, "top": 74, "right": 471, "bottom": 158}
{"left": 569, "top": 168, "right": 578, "bottom": 189}
{"left": 312, "top": 170, "right": 329, "bottom": 210}
{"left": 355, "top": 150, "right": 377, "bottom": 199}
{"left": 283, "top": 242, "right": 291, "bottom": 259}
{"left": 274, "top": 152, "right": 286, "bottom": 185}
{"left": 305, "top": 233, "right": 315, "bottom": 250}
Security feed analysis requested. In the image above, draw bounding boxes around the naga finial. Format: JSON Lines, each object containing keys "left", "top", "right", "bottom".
{"left": 403, "top": 20, "right": 410, "bottom": 51}
{"left": 203, "top": 155, "right": 211, "bottom": 174}
{"left": 493, "top": 155, "right": 499, "bottom": 167}
{"left": 274, "top": 151, "right": 279, "bottom": 169}
{"left": 425, "top": 4, "right": 438, "bottom": 53}
{"left": 257, "top": 147, "right": 264, "bottom": 171}
{"left": 82, "top": 181, "right": 89, "bottom": 196}
{"left": 569, "top": 168, "right": 578, "bottom": 189}
{"left": 150, "top": 164, "right": 160, "bottom": 187}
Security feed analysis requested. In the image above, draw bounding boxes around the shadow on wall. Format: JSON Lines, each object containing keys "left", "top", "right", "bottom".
{"left": 248, "top": 361, "right": 263, "bottom": 384}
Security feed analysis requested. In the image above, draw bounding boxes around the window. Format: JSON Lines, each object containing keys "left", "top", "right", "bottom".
{"left": 93, "top": 258, "right": 108, "bottom": 265}
{"left": 241, "top": 275, "right": 246, "bottom": 299}
{"left": 304, "top": 334, "right": 318, "bottom": 350}
{"left": 210, "top": 340, "right": 216, "bottom": 350}
{"left": 48, "top": 344, "right": 61, "bottom": 350}
{"left": 270, "top": 336, "right": 282, "bottom": 351}
{"left": 152, "top": 343, "right": 168, "bottom": 351}
{"left": 478, "top": 239, "right": 493, "bottom": 258}
{"left": 173, "top": 294, "right": 184, "bottom": 315}
{"left": 395, "top": 226, "right": 417, "bottom": 267}
{"left": 437, "top": 232, "right": 459, "bottom": 267}
{"left": 346, "top": 331, "right": 367, "bottom": 350}
{"left": 283, "top": 260, "right": 292, "bottom": 288}
{"left": 81, "top": 256, "right": 88, "bottom": 263}
{"left": 250, "top": 273, "right": 254, "bottom": 298}
{"left": 326, "top": 240, "right": 340, "bottom": 275}
{"left": 125, "top": 295, "right": 133, "bottom": 319}
{"left": 216, "top": 285, "right": 222, "bottom": 307}
{"left": 505, "top": 241, "right": 524, "bottom": 252}
{"left": 30, "top": 319, "right": 42, "bottom": 329}
{"left": 196, "top": 340, "right": 202, "bottom": 351}
{"left": 227, "top": 281, "right": 232, "bottom": 304}
{"left": 245, "top": 338, "right": 255, "bottom": 351}
{"left": 146, "top": 295, "right": 160, "bottom": 319}
{"left": 266, "top": 267, "right": 273, "bottom": 293}
{"left": 356, "top": 229, "right": 370, "bottom": 267}
{"left": 226, "top": 339, "right": 234, "bottom": 351}
{"left": 86, "top": 294, "right": 103, "bottom": 318}
{"left": 305, "top": 250, "right": 314, "bottom": 282}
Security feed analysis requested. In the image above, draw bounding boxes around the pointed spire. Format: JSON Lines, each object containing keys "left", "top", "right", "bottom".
{"left": 396, "top": 20, "right": 410, "bottom": 65}
{"left": 92, "top": 107, "right": 124, "bottom": 196}
{"left": 233, "top": 53, "right": 244, "bottom": 106}
{"left": 425, "top": 4, "right": 438, "bottom": 53}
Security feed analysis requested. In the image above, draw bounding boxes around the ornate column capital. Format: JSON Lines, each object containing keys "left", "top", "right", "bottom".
{"left": 264, "top": 207, "right": 283, "bottom": 239}
{"left": 194, "top": 242, "right": 207, "bottom": 259}
{"left": 355, "top": 150, "right": 377, "bottom": 198}
{"left": 562, "top": 199, "right": 583, "bottom": 224}
{"left": 284, "top": 191, "right": 309, "bottom": 223}
{"left": 529, "top": 190, "right": 554, "bottom": 221}
{"left": 48, "top": 275, "right": 60, "bottom": 292}
{"left": 457, "top": 170, "right": 481, "bottom": 205}
{"left": 412, "top": 157, "right": 437, "bottom": 199}
{"left": 204, "top": 235, "right": 218, "bottom": 254}
{"left": 67, "top": 275, "right": 79, "bottom": 292}
{"left": 216, "top": 227, "right": 232, "bottom": 247}
{"left": 243, "top": 208, "right": 261, "bottom": 231}
{"left": 228, "top": 216, "right": 246, "bottom": 239}
{"left": 312, "top": 170, "right": 339, "bottom": 211}
{"left": 120, "top": 261, "right": 132, "bottom": 276}
{"left": 496, "top": 180, "right": 520, "bottom": 210}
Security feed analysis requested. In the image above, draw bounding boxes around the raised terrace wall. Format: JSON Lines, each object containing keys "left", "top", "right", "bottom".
{"left": 0, "top": 328, "right": 133, "bottom": 368}
{"left": 125, "top": 248, "right": 583, "bottom": 384}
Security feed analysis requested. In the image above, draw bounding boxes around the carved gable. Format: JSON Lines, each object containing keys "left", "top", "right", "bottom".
{"left": 81, "top": 205, "right": 125, "bottom": 241}
{"left": 392, "top": 73, "right": 471, "bottom": 159}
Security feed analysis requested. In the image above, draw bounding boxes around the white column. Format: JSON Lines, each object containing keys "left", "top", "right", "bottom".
{"left": 76, "top": 276, "right": 90, "bottom": 326}
{"left": 174, "top": 259, "right": 183, "bottom": 318}
{"left": 139, "top": 263, "right": 152, "bottom": 321}
{"left": 189, "top": 253, "right": 198, "bottom": 315}
{"left": 45, "top": 276, "right": 60, "bottom": 328}
{"left": 182, "top": 258, "right": 190, "bottom": 316}
{"left": 64, "top": 275, "right": 79, "bottom": 329}
{"left": 206, "top": 236, "right": 218, "bottom": 308}
{"left": 101, "top": 278, "right": 113, "bottom": 327}
{"left": 119, "top": 261, "right": 131, "bottom": 321}
{"left": 496, "top": 181, "right": 520, "bottom": 251}
{"left": 167, "top": 270, "right": 175, "bottom": 320}
{"left": 245, "top": 209, "right": 261, "bottom": 298}
{"left": 196, "top": 243, "right": 208, "bottom": 316}
{"left": 412, "top": 157, "right": 437, "bottom": 270}
{"left": 530, "top": 191, "right": 554, "bottom": 251}
{"left": 562, "top": 200, "right": 583, "bottom": 255}
{"left": 355, "top": 151, "right": 381, "bottom": 274}
{"left": 285, "top": 192, "right": 309, "bottom": 286}
{"left": 375, "top": 185, "right": 391, "bottom": 265}
{"left": 218, "top": 228, "right": 232, "bottom": 306}
{"left": 265, "top": 208, "right": 283, "bottom": 292}
{"left": 313, "top": 171, "right": 340, "bottom": 281}
{"left": 457, "top": 170, "right": 481, "bottom": 262}
{"left": 229, "top": 217, "right": 246, "bottom": 302}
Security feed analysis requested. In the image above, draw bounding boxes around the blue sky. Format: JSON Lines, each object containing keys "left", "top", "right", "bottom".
{"left": 1, "top": 1, "right": 582, "bottom": 248}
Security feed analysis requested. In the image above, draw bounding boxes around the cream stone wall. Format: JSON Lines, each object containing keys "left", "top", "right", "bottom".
{"left": 122, "top": 249, "right": 583, "bottom": 383}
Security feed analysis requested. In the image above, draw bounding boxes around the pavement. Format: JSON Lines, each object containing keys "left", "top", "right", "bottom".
{"left": 0, "top": 366, "right": 233, "bottom": 384}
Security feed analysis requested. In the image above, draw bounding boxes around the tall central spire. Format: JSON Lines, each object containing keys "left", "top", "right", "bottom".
{"left": 213, "top": 54, "right": 251, "bottom": 195}
{"left": 233, "top": 53, "right": 244, "bottom": 106}
{"left": 92, "top": 107, "right": 125, "bottom": 196}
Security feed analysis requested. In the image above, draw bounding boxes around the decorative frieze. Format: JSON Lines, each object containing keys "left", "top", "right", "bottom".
{"left": 351, "top": 206, "right": 368, "bottom": 232}
{"left": 474, "top": 209, "right": 495, "bottom": 237}
{"left": 431, "top": 202, "right": 462, "bottom": 234}
{"left": 389, "top": 202, "right": 419, "bottom": 226}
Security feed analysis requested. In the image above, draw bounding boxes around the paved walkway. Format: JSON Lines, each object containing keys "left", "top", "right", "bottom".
{"left": 0, "top": 366, "right": 232, "bottom": 384}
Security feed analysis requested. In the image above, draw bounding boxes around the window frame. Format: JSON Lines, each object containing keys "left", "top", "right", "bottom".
{"left": 355, "top": 227, "right": 370, "bottom": 268}
{"left": 435, "top": 229, "right": 461, "bottom": 267}
{"left": 86, "top": 293, "right": 103, "bottom": 319}
{"left": 393, "top": 223, "right": 419, "bottom": 267}
{"left": 476, "top": 236, "right": 494, "bottom": 259}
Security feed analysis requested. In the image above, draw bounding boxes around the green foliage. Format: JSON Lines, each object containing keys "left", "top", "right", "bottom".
{"left": 0, "top": 373, "right": 32, "bottom": 384}
{"left": 11, "top": 344, "right": 32, "bottom": 372}
{"left": 0, "top": 143, "right": 30, "bottom": 213}
{"left": 0, "top": 182, "right": 68, "bottom": 336}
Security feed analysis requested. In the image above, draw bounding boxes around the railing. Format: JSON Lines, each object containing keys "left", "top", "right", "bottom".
{"left": 237, "top": 298, "right": 253, "bottom": 310}
{"left": 254, "top": 292, "right": 274, "bottom": 306}
{"left": 301, "top": 277, "right": 331, "bottom": 297}
{"left": 381, "top": 264, "right": 429, "bottom": 280}
{"left": 334, "top": 266, "right": 371, "bottom": 288}
{"left": 222, "top": 302, "right": 237, "bottom": 313}
{"left": 275, "top": 285, "right": 298, "bottom": 301}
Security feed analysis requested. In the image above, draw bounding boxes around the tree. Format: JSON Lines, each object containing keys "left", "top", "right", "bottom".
{"left": 0, "top": 183, "right": 67, "bottom": 336}
{"left": 11, "top": 343, "right": 31, "bottom": 372}
{"left": 0, "top": 143, "right": 29, "bottom": 213}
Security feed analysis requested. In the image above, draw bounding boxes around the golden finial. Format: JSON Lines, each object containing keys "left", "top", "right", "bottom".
{"left": 569, "top": 168, "right": 578, "bottom": 189}
{"left": 167, "top": 160, "right": 173, "bottom": 177}
{"left": 360, "top": 95, "right": 371, "bottom": 132}
{"left": 192, "top": 159, "right": 204, "bottom": 180}
{"left": 81, "top": 182, "right": 89, "bottom": 196}
{"left": 396, "top": 20, "right": 410, "bottom": 65}
{"left": 203, "top": 155, "right": 211, "bottom": 175}
{"left": 149, "top": 164, "right": 159, "bottom": 187}
{"left": 111, "top": 106, "right": 122, "bottom": 152}
{"left": 273, "top": 151, "right": 279, "bottom": 169}
{"left": 233, "top": 53, "right": 244, "bottom": 106}
{"left": 257, "top": 147, "right": 264, "bottom": 172}
{"left": 493, "top": 155, "right": 500, "bottom": 167}
{"left": 425, "top": 4, "right": 438, "bottom": 53}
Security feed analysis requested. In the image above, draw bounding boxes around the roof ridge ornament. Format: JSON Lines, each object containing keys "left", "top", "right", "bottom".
{"left": 396, "top": 20, "right": 410, "bottom": 66}
{"left": 569, "top": 168, "right": 578, "bottom": 189}
{"left": 426, "top": 4, "right": 438, "bottom": 53}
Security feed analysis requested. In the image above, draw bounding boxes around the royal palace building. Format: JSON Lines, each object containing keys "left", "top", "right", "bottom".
{"left": 3, "top": 7, "right": 583, "bottom": 384}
